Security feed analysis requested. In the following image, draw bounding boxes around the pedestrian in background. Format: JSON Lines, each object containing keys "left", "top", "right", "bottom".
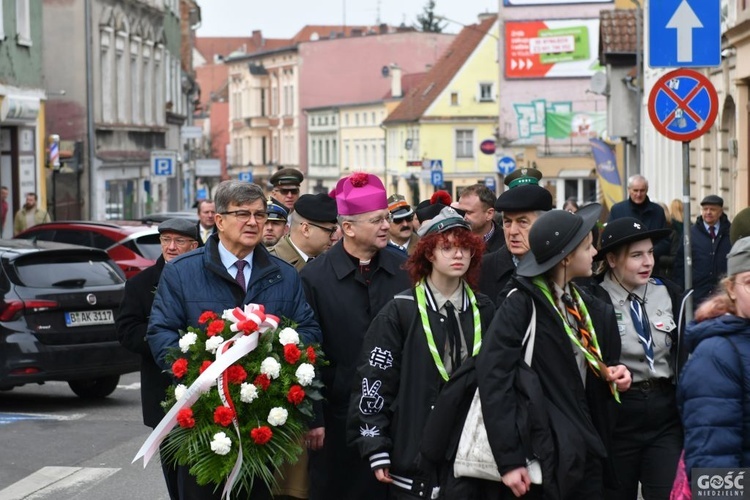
{"left": 678, "top": 236, "right": 750, "bottom": 478}
{"left": 457, "top": 184, "right": 504, "bottom": 254}
{"left": 300, "top": 173, "right": 410, "bottom": 500}
{"left": 263, "top": 197, "right": 290, "bottom": 247}
{"left": 195, "top": 199, "right": 216, "bottom": 246}
{"left": 350, "top": 207, "right": 495, "bottom": 498}
{"left": 14, "top": 192, "right": 51, "bottom": 235}
{"left": 593, "top": 218, "right": 685, "bottom": 500}
{"left": 477, "top": 205, "right": 631, "bottom": 499}
{"left": 116, "top": 218, "right": 199, "bottom": 500}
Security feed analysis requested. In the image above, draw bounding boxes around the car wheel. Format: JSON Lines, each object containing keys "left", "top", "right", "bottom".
{"left": 68, "top": 375, "right": 120, "bottom": 399}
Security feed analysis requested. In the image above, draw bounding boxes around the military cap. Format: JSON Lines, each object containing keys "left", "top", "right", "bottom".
{"left": 266, "top": 197, "right": 289, "bottom": 222}
{"left": 158, "top": 218, "right": 198, "bottom": 240}
{"left": 269, "top": 167, "right": 304, "bottom": 188}
{"left": 294, "top": 193, "right": 338, "bottom": 224}
{"left": 494, "top": 184, "right": 553, "bottom": 213}
{"left": 503, "top": 167, "right": 543, "bottom": 189}
{"left": 387, "top": 194, "right": 414, "bottom": 220}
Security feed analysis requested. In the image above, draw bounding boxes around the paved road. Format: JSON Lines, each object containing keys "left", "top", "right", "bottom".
{"left": 0, "top": 373, "right": 170, "bottom": 500}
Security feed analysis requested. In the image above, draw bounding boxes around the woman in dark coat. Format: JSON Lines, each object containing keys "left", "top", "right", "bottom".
{"left": 349, "top": 207, "right": 496, "bottom": 499}
{"left": 678, "top": 237, "right": 750, "bottom": 477}
{"left": 592, "top": 217, "right": 685, "bottom": 500}
{"left": 477, "top": 204, "right": 631, "bottom": 499}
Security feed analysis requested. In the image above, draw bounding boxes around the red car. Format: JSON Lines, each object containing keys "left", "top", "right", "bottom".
{"left": 14, "top": 222, "right": 161, "bottom": 278}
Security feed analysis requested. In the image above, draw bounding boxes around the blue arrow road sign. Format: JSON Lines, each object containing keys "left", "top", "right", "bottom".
{"left": 431, "top": 170, "right": 443, "bottom": 187}
{"left": 497, "top": 156, "right": 516, "bottom": 175}
{"left": 649, "top": 0, "right": 720, "bottom": 68}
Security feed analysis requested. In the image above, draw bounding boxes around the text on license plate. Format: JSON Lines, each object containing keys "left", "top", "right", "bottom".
{"left": 65, "top": 310, "right": 114, "bottom": 327}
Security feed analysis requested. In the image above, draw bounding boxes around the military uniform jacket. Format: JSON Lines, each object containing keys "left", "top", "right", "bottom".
{"left": 269, "top": 234, "right": 306, "bottom": 271}
{"left": 115, "top": 256, "right": 171, "bottom": 428}
{"left": 478, "top": 245, "right": 516, "bottom": 306}
{"left": 300, "top": 241, "right": 411, "bottom": 412}
{"left": 348, "top": 285, "right": 495, "bottom": 477}
{"left": 476, "top": 276, "right": 622, "bottom": 497}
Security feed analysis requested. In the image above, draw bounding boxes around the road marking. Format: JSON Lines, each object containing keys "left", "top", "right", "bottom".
{"left": 0, "top": 466, "right": 119, "bottom": 500}
{"left": 0, "top": 413, "right": 86, "bottom": 425}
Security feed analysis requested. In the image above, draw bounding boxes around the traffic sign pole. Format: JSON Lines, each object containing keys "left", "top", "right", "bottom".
{"left": 682, "top": 142, "right": 693, "bottom": 321}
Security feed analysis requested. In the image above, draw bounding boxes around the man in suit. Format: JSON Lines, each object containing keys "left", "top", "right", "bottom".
{"left": 196, "top": 199, "right": 216, "bottom": 246}
{"left": 270, "top": 193, "right": 338, "bottom": 271}
{"left": 457, "top": 184, "right": 503, "bottom": 254}
{"left": 115, "top": 218, "right": 199, "bottom": 500}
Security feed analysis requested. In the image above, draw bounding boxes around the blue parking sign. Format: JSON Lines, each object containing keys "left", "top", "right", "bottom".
{"left": 431, "top": 170, "right": 443, "bottom": 187}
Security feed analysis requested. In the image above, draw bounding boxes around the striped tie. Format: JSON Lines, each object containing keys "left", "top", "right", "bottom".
{"left": 630, "top": 297, "right": 655, "bottom": 372}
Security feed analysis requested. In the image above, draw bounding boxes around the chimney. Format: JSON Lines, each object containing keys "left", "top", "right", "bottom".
{"left": 252, "top": 30, "right": 263, "bottom": 47}
{"left": 390, "top": 64, "right": 402, "bottom": 98}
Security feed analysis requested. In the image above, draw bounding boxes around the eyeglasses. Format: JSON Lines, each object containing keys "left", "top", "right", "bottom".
{"left": 160, "top": 236, "right": 195, "bottom": 247}
{"left": 438, "top": 244, "right": 475, "bottom": 259}
{"left": 736, "top": 280, "right": 750, "bottom": 294}
{"left": 220, "top": 210, "right": 269, "bottom": 224}
{"left": 275, "top": 188, "right": 300, "bottom": 196}
{"left": 394, "top": 215, "right": 414, "bottom": 224}
{"left": 304, "top": 221, "right": 338, "bottom": 235}
{"left": 351, "top": 214, "right": 391, "bottom": 225}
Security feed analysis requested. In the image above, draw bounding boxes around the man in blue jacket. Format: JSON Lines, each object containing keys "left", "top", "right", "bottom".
{"left": 147, "top": 180, "right": 320, "bottom": 500}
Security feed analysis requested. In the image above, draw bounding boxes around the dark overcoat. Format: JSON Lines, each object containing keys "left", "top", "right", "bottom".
{"left": 478, "top": 245, "right": 516, "bottom": 306}
{"left": 476, "top": 276, "right": 622, "bottom": 499}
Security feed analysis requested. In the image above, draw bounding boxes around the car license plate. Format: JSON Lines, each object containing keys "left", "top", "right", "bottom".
{"left": 65, "top": 309, "right": 114, "bottom": 327}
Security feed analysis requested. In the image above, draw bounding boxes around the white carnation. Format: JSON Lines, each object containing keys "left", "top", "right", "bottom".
{"left": 267, "top": 407, "right": 288, "bottom": 426}
{"left": 174, "top": 384, "right": 188, "bottom": 401}
{"left": 260, "top": 357, "right": 281, "bottom": 379}
{"left": 221, "top": 308, "right": 236, "bottom": 321}
{"left": 295, "top": 363, "right": 315, "bottom": 386}
{"left": 240, "top": 382, "right": 259, "bottom": 403}
{"left": 205, "top": 335, "right": 224, "bottom": 354}
{"left": 210, "top": 432, "right": 232, "bottom": 455}
{"left": 178, "top": 332, "right": 197, "bottom": 353}
{"left": 278, "top": 327, "right": 300, "bottom": 346}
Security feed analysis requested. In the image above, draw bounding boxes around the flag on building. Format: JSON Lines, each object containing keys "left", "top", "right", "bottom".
{"left": 545, "top": 111, "right": 606, "bottom": 139}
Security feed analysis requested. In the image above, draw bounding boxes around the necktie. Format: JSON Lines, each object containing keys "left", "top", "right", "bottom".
{"left": 709, "top": 225, "right": 716, "bottom": 240}
{"left": 629, "top": 296, "right": 655, "bottom": 372}
{"left": 443, "top": 301, "right": 463, "bottom": 372}
{"left": 202, "top": 228, "right": 210, "bottom": 243}
{"left": 234, "top": 260, "right": 247, "bottom": 292}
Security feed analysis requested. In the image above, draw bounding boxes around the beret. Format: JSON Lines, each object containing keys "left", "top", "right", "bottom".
{"left": 159, "top": 218, "right": 198, "bottom": 240}
{"left": 495, "top": 184, "right": 553, "bottom": 212}
{"left": 294, "top": 193, "right": 338, "bottom": 223}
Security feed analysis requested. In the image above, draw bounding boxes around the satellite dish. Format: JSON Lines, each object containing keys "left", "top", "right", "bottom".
{"left": 590, "top": 71, "right": 609, "bottom": 95}
{"left": 381, "top": 66, "right": 390, "bottom": 78}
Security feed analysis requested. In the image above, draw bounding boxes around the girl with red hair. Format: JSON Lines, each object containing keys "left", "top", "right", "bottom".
{"left": 349, "top": 206, "right": 496, "bottom": 498}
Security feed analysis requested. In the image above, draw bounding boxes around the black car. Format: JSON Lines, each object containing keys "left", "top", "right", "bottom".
{"left": 0, "top": 240, "right": 140, "bottom": 398}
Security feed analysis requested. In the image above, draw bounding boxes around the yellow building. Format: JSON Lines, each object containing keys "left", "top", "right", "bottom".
{"left": 383, "top": 14, "right": 500, "bottom": 204}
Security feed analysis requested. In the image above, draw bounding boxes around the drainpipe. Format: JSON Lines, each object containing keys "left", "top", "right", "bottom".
{"left": 84, "top": 0, "right": 96, "bottom": 219}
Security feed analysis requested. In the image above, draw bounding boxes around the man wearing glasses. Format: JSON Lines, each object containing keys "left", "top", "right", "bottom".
{"left": 116, "top": 218, "right": 199, "bottom": 499}
{"left": 385, "top": 194, "right": 418, "bottom": 256}
{"left": 148, "top": 180, "right": 321, "bottom": 500}
{"left": 270, "top": 167, "right": 304, "bottom": 211}
{"left": 270, "top": 193, "right": 339, "bottom": 271}
{"left": 300, "top": 173, "right": 411, "bottom": 500}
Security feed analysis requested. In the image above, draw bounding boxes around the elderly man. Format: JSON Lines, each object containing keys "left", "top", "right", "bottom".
{"left": 674, "top": 194, "right": 732, "bottom": 304}
{"left": 300, "top": 173, "right": 410, "bottom": 500}
{"left": 195, "top": 199, "right": 216, "bottom": 245}
{"left": 270, "top": 193, "right": 338, "bottom": 270}
{"left": 270, "top": 167, "right": 304, "bottom": 211}
{"left": 116, "top": 218, "right": 199, "bottom": 500}
{"left": 479, "top": 183, "right": 553, "bottom": 305}
{"left": 608, "top": 174, "right": 669, "bottom": 263}
{"left": 457, "top": 183, "right": 503, "bottom": 254}
{"left": 263, "top": 197, "right": 290, "bottom": 247}
{"left": 385, "top": 194, "right": 418, "bottom": 255}
{"left": 148, "top": 180, "right": 320, "bottom": 500}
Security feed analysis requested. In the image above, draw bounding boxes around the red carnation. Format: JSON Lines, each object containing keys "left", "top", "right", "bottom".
{"left": 177, "top": 408, "right": 195, "bottom": 428}
{"left": 199, "top": 360, "right": 212, "bottom": 374}
{"left": 349, "top": 172, "right": 369, "bottom": 187}
{"left": 213, "top": 406, "right": 236, "bottom": 426}
{"left": 254, "top": 374, "right": 271, "bottom": 391}
{"left": 306, "top": 346, "right": 317, "bottom": 364}
{"left": 226, "top": 365, "right": 248, "bottom": 384}
{"left": 207, "top": 320, "right": 226, "bottom": 337}
{"left": 172, "top": 358, "right": 188, "bottom": 379}
{"left": 251, "top": 426, "right": 273, "bottom": 445}
{"left": 287, "top": 385, "right": 305, "bottom": 405}
{"left": 237, "top": 319, "right": 258, "bottom": 334}
{"left": 284, "top": 344, "right": 301, "bottom": 365}
{"left": 198, "top": 311, "right": 218, "bottom": 324}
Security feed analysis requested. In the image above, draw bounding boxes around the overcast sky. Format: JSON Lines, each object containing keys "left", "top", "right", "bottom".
{"left": 197, "top": 0, "right": 498, "bottom": 38}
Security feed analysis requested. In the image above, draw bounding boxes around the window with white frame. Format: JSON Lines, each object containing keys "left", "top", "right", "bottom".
{"left": 479, "top": 82, "right": 494, "bottom": 102}
{"left": 154, "top": 43, "right": 164, "bottom": 125}
{"left": 142, "top": 40, "right": 153, "bottom": 125}
{"left": 130, "top": 36, "right": 142, "bottom": 124}
{"left": 456, "top": 130, "right": 474, "bottom": 158}
{"left": 100, "top": 27, "right": 114, "bottom": 122}
{"left": 16, "top": 0, "right": 30, "bottom": 46}
{"left": 344, "top": 141, "right": 350, "bottom": 169}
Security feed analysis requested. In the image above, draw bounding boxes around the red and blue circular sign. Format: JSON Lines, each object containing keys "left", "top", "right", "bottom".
{"left": 480, "top": 139, "right": 496, "bottom": 155}
{"left": 647, "top": 68, "right": 718, "bottom": 142}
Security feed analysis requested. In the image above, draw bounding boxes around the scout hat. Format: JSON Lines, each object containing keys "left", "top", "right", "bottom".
{"left": 333, "top": 172, "right": 387, "bottom": 216}
{"left": 494, "top": 184, "right": 553, "bottom": 213}
{"left": 294, "top": 193, "right": 338, "bottom": 224}
{"left": 417, "top": 206, "right": 471, "bottom": 237}
{"left": 517, "top": 203, "right": 602, "bottom": 277}
{"left": 596, "top": 217, "right": 672, "bottom": 260}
